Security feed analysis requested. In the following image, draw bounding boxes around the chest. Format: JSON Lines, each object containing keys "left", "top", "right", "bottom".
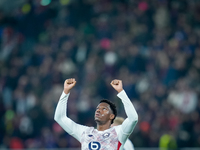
{"left": 80, "top": 128, "right": 119, "bottom": 150}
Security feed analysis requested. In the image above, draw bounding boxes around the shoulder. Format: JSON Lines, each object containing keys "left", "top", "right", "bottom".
{"left": 85, "top": 126, "right": 95, "bottom": 132}
{"left": 112, "top": 125, "right": 121, "bottom": 132}
{"left": 110, "top": 125, "right": 122, "bottom": 136}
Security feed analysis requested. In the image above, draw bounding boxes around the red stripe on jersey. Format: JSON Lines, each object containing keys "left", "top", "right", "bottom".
{"left": 117, "top": 141, "right": 122, "bottom": 150}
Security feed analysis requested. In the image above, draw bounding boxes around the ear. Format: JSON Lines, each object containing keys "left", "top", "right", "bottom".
{"left": 110, "top": 114, "right": 115, "bottom": 120}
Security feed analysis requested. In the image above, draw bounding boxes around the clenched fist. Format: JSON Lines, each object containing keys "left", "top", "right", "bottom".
{"left": 64, "top": 78, "right": 76, "bottom": 94}
{"left": 110, "top": 79, "right": 123, "bottom": 93}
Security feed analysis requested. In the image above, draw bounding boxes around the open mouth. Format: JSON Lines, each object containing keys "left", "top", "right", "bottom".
{"left": 95, "top": 113, "right": 101, "bottom": 117}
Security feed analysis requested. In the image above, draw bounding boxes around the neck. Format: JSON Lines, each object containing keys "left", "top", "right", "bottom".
{"left": 96, "top": 123, "right": 111, "bottom": 131}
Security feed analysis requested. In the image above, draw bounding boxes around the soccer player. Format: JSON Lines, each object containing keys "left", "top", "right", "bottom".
{"left": 54, "top": 78, "right": 138, "bottom": 150}
{"left": 111, "top": 117, "right": 135, "bottom": 150}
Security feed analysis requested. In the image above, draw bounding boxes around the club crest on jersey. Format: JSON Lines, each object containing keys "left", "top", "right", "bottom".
{"left": 102, "top": 132, "right": 110, "bottom": 138}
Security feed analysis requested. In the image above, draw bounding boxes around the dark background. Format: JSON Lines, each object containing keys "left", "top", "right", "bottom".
{"left": 0, "top": 0, "right": 200, "bottom": 149}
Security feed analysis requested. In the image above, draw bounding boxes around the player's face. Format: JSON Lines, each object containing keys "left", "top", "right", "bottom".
{"left": 95, "top": 102, "right": 113, "bottom": 124}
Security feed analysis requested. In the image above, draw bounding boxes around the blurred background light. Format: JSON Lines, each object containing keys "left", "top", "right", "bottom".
{"left": 40, "top": 0, "right": 51, "bottom": 6}
{"left": 21, "top": 3, "right": 31, "bottom": 14}
{"left": 60, "top": 0, "right": 71, "bottom": 6}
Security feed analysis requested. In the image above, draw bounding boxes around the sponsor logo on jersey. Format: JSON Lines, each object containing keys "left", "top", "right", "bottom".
{"left": 88, "top": 141, "right": 101, "bottom": 150}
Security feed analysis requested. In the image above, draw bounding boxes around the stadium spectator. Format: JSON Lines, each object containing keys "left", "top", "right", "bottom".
{"left": 0, "top": 0, "right": 200, "bottom": 148}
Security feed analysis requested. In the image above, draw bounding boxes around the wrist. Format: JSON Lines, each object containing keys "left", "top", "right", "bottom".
{"left": 117, "top": 89, "right": 123, "bottom": 93}
{"left": 64, "top": 89, "right": 70, "bottom": 94}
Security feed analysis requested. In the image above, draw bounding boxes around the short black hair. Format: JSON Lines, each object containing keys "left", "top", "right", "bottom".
{"left": 99, "top": 99, "right": 117, "bottom": 124}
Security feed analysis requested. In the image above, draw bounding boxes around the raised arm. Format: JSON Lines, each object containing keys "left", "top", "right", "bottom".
{"left": 54, "top": 78, "right": 87, "bottom": 142}
{"left": 111, "top": 80, "right": 138, "bottom": 142}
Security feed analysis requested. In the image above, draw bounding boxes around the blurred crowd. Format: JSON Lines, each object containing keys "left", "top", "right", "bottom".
{"left": 0, "top": 0, "right": 200, "bottom": 149}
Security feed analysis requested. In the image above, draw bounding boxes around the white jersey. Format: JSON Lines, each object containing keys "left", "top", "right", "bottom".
{"left": 124, "top": 139, "right": 134, "bottom": 150}
{"left": 54, "top": 90, "right": 138, "bottom": 150}
{"left": 81, "top": 126, "right": 119, "bottom": 149}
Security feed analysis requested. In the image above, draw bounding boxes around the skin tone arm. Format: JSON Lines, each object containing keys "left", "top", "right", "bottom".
{"left": 64, "top": 78, "right": 122, "bottom": 96}
{"left": 110, "top": 79, "right": 123, "bottom": 93}
{"left": 64, "top": 78, "right": 77, "bottom": 94}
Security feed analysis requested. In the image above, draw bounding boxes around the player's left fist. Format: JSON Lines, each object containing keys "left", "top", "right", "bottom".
{"left": 110, "top": 79, "right": 123, "bottom": 93}
{"left": 64, "top": 78, "right": 76, "bottom": 94}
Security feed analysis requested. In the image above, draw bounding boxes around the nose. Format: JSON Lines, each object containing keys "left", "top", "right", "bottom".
{"left": 96, "top": 108, "right": 101, "bottom": 114}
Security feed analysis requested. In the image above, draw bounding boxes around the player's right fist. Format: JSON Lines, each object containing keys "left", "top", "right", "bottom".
{"left": 64, "top": 78, "right": 76, "bottom": 94}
